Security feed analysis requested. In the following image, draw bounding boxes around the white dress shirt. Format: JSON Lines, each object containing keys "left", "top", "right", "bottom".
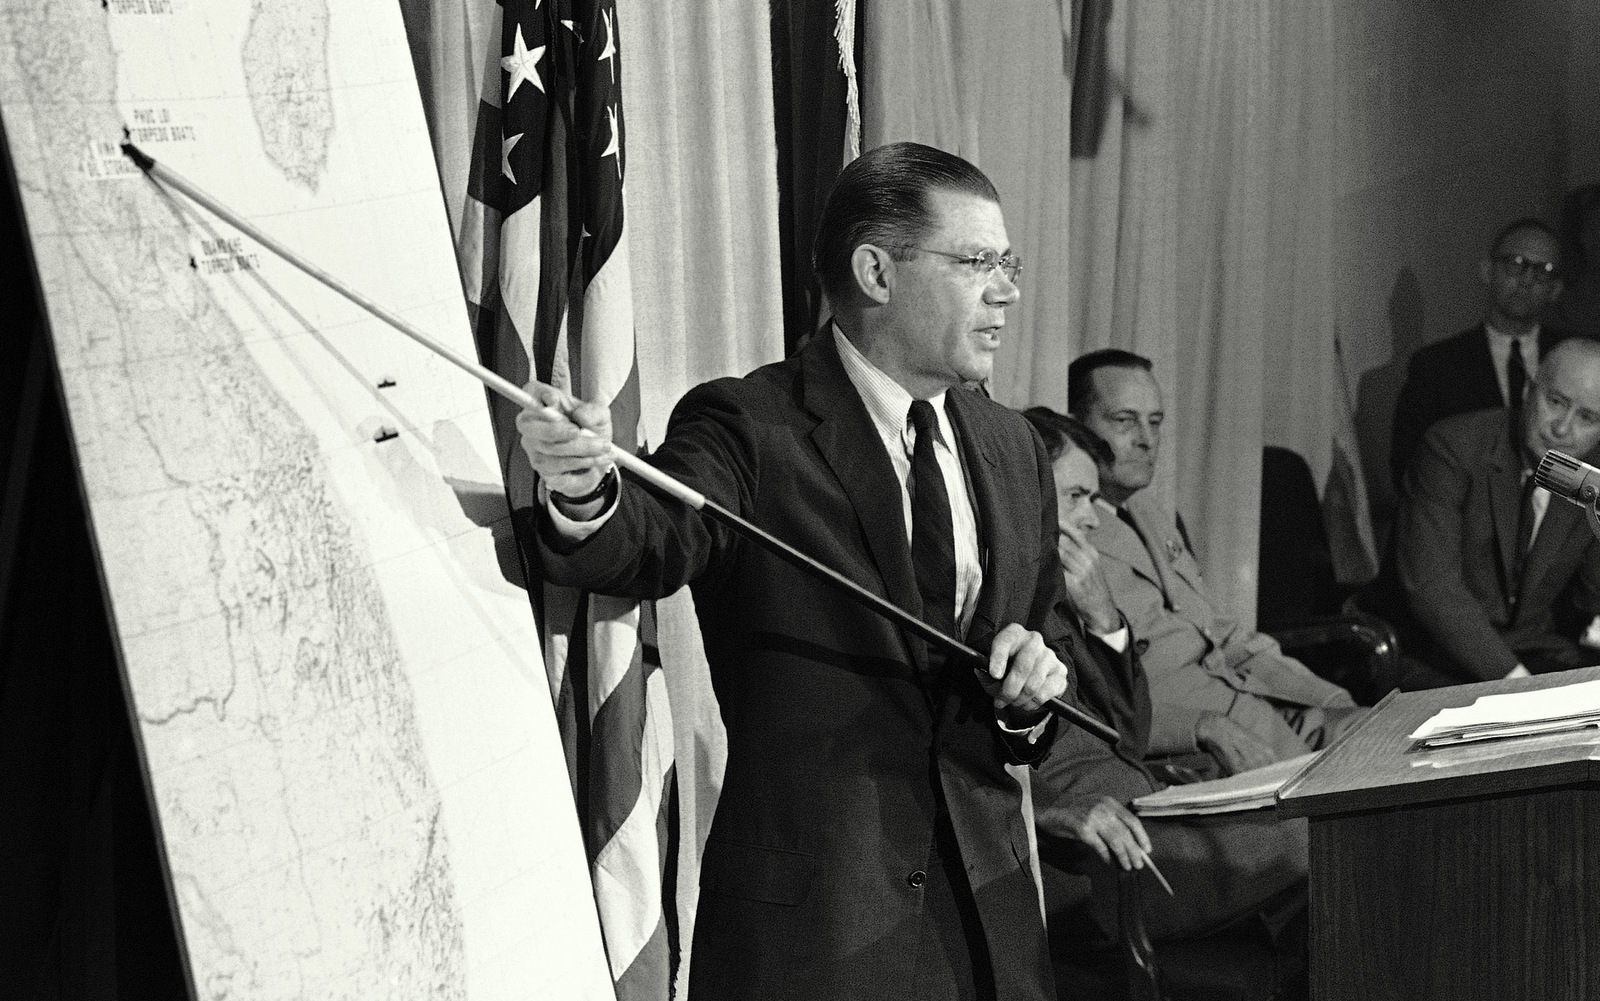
{"left": 833, "top": 327, "right": 984, "bottom": 636}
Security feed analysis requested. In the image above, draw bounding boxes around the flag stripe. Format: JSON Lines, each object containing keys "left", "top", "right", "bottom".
{"left": 586, "top": 634, "right": 648, "bottom": 849}
{"left": 460, "top": 1, "right": 681, "bottom": 996}
{"left": 590, "top": 665, "right": 673, "bottom": 975}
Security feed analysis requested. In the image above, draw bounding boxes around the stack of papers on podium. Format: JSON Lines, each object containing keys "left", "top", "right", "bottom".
{"left": 1132, "top": 752, "right": 1319, "bottom": 816}
{"left": 1409, "top": 677, "right": 1600, "bottom": 748}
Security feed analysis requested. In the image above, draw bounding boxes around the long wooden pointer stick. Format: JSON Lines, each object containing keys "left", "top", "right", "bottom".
{"left": 122, "top": 142, "right": 1118, "bottom": 746}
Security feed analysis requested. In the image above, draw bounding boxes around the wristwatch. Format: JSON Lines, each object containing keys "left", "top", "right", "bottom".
{"left": 550, "top": 466, "right": 617, "bottom": 507}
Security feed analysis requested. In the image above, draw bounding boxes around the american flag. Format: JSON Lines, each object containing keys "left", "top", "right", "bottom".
{"left": 455, "top": 1, "right": 680, "bottom": 996}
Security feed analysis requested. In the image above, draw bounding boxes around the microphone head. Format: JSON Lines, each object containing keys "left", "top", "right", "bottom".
{"left": 1536, "top": 449, "right": 1593, "bottom": 502}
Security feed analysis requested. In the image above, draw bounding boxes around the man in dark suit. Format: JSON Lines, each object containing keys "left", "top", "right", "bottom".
{"left": 1380, "top": 336, "right": 1600, "bottom": 688}
{"left": 516, "top": 142, "right": 1119, "bottom": 1001}
{"left": 1389, "top": 218, "right": 1568, "bottom": 487}
{"left": 1018, "top": 409, "right": 1308, "bottom": 960}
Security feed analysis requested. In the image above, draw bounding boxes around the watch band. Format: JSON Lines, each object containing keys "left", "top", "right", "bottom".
{"left": 550, "top": 465, "right": 617, "bottom": 506}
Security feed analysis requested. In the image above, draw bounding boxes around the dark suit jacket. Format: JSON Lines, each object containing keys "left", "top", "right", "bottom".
{"left": 535, "top": 334, "right": 1088, "bottom": 1001}
{"left": 1032, "top": 604, "right": 1307, "bottom": 947}
{"left": 1390, "top": 324, "right": 1567, "bottom": 487}
{"left": 1389, "top": 408, "right": 1600, "bottom": 682}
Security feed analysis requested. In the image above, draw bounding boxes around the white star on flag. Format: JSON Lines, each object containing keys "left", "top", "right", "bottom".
{"left": 601, "top": 105, "right": 620, "bottom": 178}
{"left": 501, "top": 132, "right": 522, "bottom": 183}
{"left": 501, "top": 24, "right": 545, "bottom": 103}
{"left": 597, "top": 9, "right": 617, "bottom": 83}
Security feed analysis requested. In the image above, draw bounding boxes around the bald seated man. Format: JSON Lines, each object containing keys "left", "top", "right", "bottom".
{"left": 1378, "top": 336, "right": 1600, "bottom": 689}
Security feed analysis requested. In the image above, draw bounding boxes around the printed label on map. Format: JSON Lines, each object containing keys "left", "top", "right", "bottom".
{"left": 127, "top": 107, "right": 197, "bottom": 145}
{"left": 192, "top": 235, "right": 263, "bottom": 276}
{"left": 81, "top": 137, "right": 143, "bottom": 181}
{"left": 192, "top": 235, "right": 264, "bottom": 276}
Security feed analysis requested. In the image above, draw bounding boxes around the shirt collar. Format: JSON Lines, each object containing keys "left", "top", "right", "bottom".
{"left": 1485, "top": 320, "right": 1540, "bottom": 343}
{"left": 832, "top": 325, "right": 952, "bottom": 447}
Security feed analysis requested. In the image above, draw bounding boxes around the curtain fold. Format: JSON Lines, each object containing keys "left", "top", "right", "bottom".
{"left": 860, "top": 0, "right": 1077, "bottom": 409}
{"left": 614, "top": 13, "right": 782, "bottom": 991}
{"left": 863, "top": 0, "right": 1364, "bottom": 623}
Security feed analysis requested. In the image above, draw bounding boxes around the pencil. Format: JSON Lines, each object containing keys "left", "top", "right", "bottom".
{"left": 1139, "top": 849, "right": 1176, "bottom": 896}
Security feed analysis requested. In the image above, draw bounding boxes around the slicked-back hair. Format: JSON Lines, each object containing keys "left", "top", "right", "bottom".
{"left": 1489, "top": 217, "right": 1561, "bottom": 266}
{"left": 1067, "top": 348, "right": 1153, "bottom": 416}
{"left": 812, "top": 141, "right": 1000, "bottom": 306}
{"left": 1022, "top": 406, "right": 1114, "bottom": 467}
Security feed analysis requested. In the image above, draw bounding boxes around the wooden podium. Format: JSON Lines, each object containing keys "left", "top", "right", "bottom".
{"left": 1276, "top": 667, "right": 1600, "bottom": 1000}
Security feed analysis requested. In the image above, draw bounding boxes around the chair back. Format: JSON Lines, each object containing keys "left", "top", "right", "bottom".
{"left": 1258, "top": 445, "right": 1343, "bottom": 628}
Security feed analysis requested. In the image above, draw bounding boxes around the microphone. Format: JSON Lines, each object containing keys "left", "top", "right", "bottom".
{"left": 1534, "top": 450, "right": 1600, "bottom": 506}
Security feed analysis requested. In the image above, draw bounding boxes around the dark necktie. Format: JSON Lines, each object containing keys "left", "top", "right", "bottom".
{"left": 1513, "top": 472, "right": 1537, "bottom": 600}
{"left": 909, "top": 399, "right": 958, "bottom": 640}
{"left": 1507, "top": 337, "right": 1528, "bottom": 409}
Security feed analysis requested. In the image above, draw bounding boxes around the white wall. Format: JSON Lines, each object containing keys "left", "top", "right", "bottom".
{"left": 1333, "top": 0, "right": 1576, "bottom": 537}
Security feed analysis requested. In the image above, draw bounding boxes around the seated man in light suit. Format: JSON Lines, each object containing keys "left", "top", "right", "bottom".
{"left": 1021, "top": 408, "right": 1308, "bottom": 970}
{"left": 1068, "top": 349, "right": 1364, "bottom": 776}
{"left": 1375, "top": 336, "right": 1600, "bottom": 689}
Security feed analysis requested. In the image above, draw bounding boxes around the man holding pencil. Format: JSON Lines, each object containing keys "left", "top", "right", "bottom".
{"left": 1022, "top": 407, "right": 1310, "bottom": 981}
{"left": 516, "top": 143, "right": 1134, "bottom": 1001}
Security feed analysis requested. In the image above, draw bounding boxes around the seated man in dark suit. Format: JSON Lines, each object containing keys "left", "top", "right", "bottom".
{"left": 1376, "top": 336, "right": 1600, "bottom": 689}
{"left": 1390, "top": 218, "right": 1569, "bottom": 488}
{"left": 1021, "top": 409, "right": 1307, "bottom": 976}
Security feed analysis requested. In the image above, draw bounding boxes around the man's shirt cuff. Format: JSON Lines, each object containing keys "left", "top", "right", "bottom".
{"left": 543, "top": 479, "right": 620, "bottom": 540}
{"left": 997, "top": 714, "right": 1051, "bottom": 744}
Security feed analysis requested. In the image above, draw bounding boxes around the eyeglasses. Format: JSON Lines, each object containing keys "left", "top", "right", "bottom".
{"left": 1495, "top": 253, "right": 1560, "bottom": 283}
{"left": 889, "top": 245, "right": 1022, "bottom": 284}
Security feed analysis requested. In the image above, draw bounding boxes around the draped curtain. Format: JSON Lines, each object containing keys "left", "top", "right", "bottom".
{"left": 862, "top": 0, "right": 1369, "bottom": 622}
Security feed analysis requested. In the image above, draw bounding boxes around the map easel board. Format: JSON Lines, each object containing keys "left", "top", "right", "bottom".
{"left": 0, "top": 1, "right": 611, "bottom": 997}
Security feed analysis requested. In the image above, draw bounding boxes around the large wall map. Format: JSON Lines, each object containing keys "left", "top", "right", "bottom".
{"left": 0, "top": 1, "right": 611, "bottom": 998}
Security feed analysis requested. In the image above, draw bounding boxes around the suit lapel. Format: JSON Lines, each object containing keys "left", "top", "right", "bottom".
{"left": 1466, "top": 324, "right": 1504, "bottom": 408}
{"left": 1119, "top": 498, "right": 1195, "bottom": 599}
{"left": 1537, "top": 325, "right": 1563, "bottom": 359}
{"left": 801, "top": 336, "right": 923, "bottom": 665}
{"left": 1525, "top": 498, "right": 1582, "bottom": 598}
{"left": 1132, "top": 500, "right": 1203, "bottom": 594}
{"left": 945, "top": 389, "right": 1001, "bottom": 642}
{"left": 1089, "top": 502, "right": 1164, "bottom": 593}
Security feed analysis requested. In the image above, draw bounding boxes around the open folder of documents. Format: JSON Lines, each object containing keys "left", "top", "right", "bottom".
{"left": 1132, "top": 752, "right": 1320, "bottom": 816}
{"left": 1408, "top": 677, "right": 1600, "bottom": 748}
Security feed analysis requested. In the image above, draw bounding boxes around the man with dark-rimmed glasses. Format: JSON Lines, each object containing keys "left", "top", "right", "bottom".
{"left": 1390, "top": 217, "right": 1572, "bottom": 488}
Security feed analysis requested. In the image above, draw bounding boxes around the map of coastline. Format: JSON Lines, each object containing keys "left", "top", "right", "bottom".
{"left": 0, "top": 0, "right": 610, "bottom": 997}
{"left": 242, "top": 0, "right": 334, "bottom": 191}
